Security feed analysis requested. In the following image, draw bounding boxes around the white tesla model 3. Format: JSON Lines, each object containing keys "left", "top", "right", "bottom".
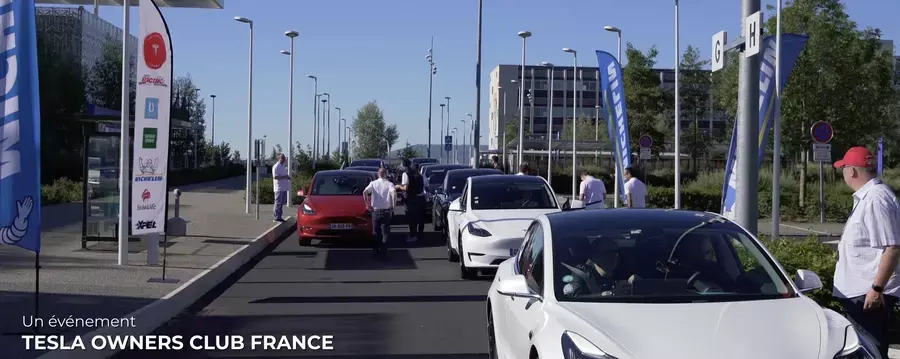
{"left": 446, "top": 174, "right": 561, "bottom": 279}
{"left": 487, "top": 209, "right": 879, "bottom": 359}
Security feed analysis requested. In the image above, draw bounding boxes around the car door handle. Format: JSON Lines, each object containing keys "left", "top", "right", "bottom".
{"left": 528, "top": 330, "right": 533, "bottom": 340}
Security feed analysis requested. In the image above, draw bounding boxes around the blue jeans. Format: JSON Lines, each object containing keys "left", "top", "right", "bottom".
{"left": 273, "top": 191, "right": 287, "bottom": 219}
{"left": 371, "top": 209, "right": 392, "bottom": 251}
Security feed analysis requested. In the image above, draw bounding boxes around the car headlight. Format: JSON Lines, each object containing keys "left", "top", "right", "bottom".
{"left": 834, "top": 326, "right": 874, "bottom": 359}
{"left": 301, "top": 203, "right": 316, "bottom": 215}
{"left": 561, "top": 331, "right": 617, "bottom": 359}
{"left": 467, "top": 223, "right": 491, "bottom": 237}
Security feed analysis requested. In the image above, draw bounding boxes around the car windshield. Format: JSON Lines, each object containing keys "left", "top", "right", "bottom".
{"left": 446, "top": 171, "right": 499, "bottom": 195}
{"left": 470, "top": 180, "right": 555, "bottom": 210}
{"left": 311, "top": 173, "right": 372, "bottom": 196}
{"left": 552, "top": 217, "right": 795, "bottom": 304}
{"left": 412, "top": 158, "right": 438, "bottom": 166}
{"left": 351, "top": 160, "right": 381, "bottom": 167}
{"left": 426, "top": 167, "right": 464, "bottom": 185}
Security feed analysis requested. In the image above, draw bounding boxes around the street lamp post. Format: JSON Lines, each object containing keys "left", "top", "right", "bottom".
{"left": 340, "top": 118, "right": 347, "bottom": 161}
{"left": 335, "top": 107, "right": 342, "bottom": 154}
{"left": 235, "top": 16, "right": 254, "bottom": 214}
{"left": 193, "top": 88, "right": 201, "bottom": 169}
{"left": 563, "top": 48, "right": 578, "bottom": 201}
{"left": 674, "top": 0, "right": 682, "bottom": 209}
{"left": 445, "top": 96, "right": 452, "bottom": 160}
{"left": 209, "top": 94, "right": 216, "bottom": 165}
{"left": 517, "top": 31, "right": 532, "bottom": 167}
{"left": 307, "top": 75, "right": 318, "bottom": 168}
{"left": 604, "top": 25, "right": 623, "bottom": 208}
{"left": 439, "top": 103, "right": 445, "bottom": 162}
{"left": 117, "top": 0, "right": 132, "bottom": 264}
{"left": 541, "top": 62, "right": 554, "bottom": 184}
{"left": 452, "top": 128, "right": 458, "bottom": 163}
{"left": 510, "top": 79, "right": 519, "bottom": 169}
{"left": 465, "top": 113, "right": 473, "bottom": 164}
{"left": 427, "top": 42, "right": 437, "bottom": 158}
{"left": 324, "top": 93, "right": 331, "bottom": 156}
{"left": 460, "top": 118, "right": 468, "bottom": 165}
{"left": 772, "top": 0, "right": 783, "bottom": 239}
{"left": 281, "top": 30, "right": 298, "bottom": 207}
{"left": 320, "top": 98, "right": 327, "bottom": 155}
{"left": 498, "top": 86, "right": 506, "bottom": 172}
{"left": 473, "top": 0, "right": 484, "bottom": 167}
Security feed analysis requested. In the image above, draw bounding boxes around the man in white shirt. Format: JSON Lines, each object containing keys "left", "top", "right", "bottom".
{"left": 271, "top": 153, "right": 291, "bottom": 222}
{"left": 579, "top": 170, "right": 607, "bottom": 209}
{"left": 364, "top": 168, "right": 396, "bottom": 258}
{"left": 623, "top": 167, "right": 646, "bottom": 208}
{"left": 832, "top": 146, "right": 900, "bottom": 358}
{"left": 516, "top": 163, "right": 530, "bottom": 176}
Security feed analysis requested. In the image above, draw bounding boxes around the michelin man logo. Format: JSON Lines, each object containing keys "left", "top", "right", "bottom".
{"left": 139, "top": 157, "right": 159, "bottom": 174}
{"left": 1, "top": 196, "right": 34, "bottom": 245}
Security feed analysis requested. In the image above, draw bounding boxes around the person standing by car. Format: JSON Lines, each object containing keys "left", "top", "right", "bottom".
{"left": 832, "top": 146, "right": 900, "bottom": 358}
{"left": 363, "top": 168, "right": 396, "bottom": 259}
{"left": 579, "top": 170, "right": 607, "bottom": 209}
{"left": 516, "top": 163, "right": 530, "bottom": 176}
{"left": 271, "top": 153, "right": 291, "bottom": 222}
{"left": 623, "top": 167, "right": 647, "bottom": 208}
{"left": 491, "top": 155, "right": 505, "bottom": 173}
{"left": 397, "top": 163, "right": 426, "bottom": 242}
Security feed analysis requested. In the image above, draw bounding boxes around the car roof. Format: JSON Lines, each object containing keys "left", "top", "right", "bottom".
{"left": 426, "top": 164, "right": 466, "bottom": 170}
{"left": 346, "top": 166, "right": 378, "bottom": 169}
{"left": 546, "top": 208, "right": 723, "bottom": 229}
{"left": 446, "top": 168, "right": 502, "bottom": 177}
{"left": 314, "top": 169, "right": 377, "bottom": 176}
{"left": 351, "top": 158, "right": 384, "bottom": 163}
{"left": 469, "top": 174, "right": 547, "bottom": 184}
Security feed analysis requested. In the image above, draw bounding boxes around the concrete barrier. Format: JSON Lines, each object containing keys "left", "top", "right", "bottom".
{"left": 37, "top": 217, "right": 297, "bottom": 359}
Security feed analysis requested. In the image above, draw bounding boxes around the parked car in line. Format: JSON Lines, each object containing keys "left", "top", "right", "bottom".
{"left": 420, "top": 164, "right": 467, "bottom": 214}
{"left": 350, "top": 158, "right": 390, "bottom": 169}
{"left": 432, "top": 168, "right": 501, "bottom": 234}
{"left": 446, "top": 174, "right": 561, "bottom": 279}
{"left": 486, "top": 208, "right": 875, "bottom": 359}
{"left": 296, "top": 170, "right": 377, "bottom": 246}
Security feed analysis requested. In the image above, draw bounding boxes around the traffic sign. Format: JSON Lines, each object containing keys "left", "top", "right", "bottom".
{"left": 812, "top": 143, "right": 832, "bottom": 163}
{"left": 638, "top": 135, "right": 652, "bottom": 148}
{"left": 711, "top": 31, "right": 727, "bottom": 72}
{"left": 444, "top": 143, "right": 452, "bottom": 152}
{"left": 640, "top": 148, "right": 651, "bottom": 160}
{"left": 744, "top": 11, "right": 763, "bottom": 57}
{"left": 444, "top": 135, "right": 452, "bottom": 145}
{"left": 810, "top": 121, "right": 833, "bottom": 144}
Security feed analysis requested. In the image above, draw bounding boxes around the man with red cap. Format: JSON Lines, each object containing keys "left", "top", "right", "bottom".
{"left": 832, "top": 146, "right": 900, "bottom": 358}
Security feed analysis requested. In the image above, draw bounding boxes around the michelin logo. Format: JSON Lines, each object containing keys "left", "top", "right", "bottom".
{"left": 0, "top": 196, "right": 33, "bottom": 245}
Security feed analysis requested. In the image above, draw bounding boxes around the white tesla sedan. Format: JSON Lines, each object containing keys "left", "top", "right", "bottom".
{"left": 487, "top": 209, "right": 879, "bottom": 359}
{"left": 446, "top": 174, "right": 561, "bottom": 279}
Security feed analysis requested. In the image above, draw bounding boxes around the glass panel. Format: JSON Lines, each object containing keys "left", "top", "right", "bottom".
{"left": 86, "top": 135, "right": 121, "bottom": 238}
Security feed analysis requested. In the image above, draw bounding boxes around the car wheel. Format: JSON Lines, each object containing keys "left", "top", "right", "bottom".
{"left": 459, "top": 235, "right": 478, "bottom": 279}
{"left": 487, "top": 303, "right": 499, "bottom": 359}
{"left": 298, "top": 236, "right": 311, "bottom": 246}
{"left": 447, "top": 231, "right": 459, "bottom": 262}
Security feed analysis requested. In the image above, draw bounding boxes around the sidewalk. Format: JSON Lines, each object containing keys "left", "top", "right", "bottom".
{"left": 0, "top": 176, "right": 296, "bottom": 359}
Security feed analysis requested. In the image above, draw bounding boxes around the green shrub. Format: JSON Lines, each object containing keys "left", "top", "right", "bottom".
{"left": 250, "top": 174, "right": 311, "bottom": 205}
{"left": 760, "top": 236, "right": 840, "bottom": 311}
{"left": 42, "top": 178, "right": 83, "bottom": 205}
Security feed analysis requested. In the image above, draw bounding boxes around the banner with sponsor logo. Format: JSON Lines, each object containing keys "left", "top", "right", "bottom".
{"left": 131, "top": 0, "right": 172, "bottom": 235}
{"left": 596, "top": 50, "right": 632, "bottom": 202}
{"left": 721, "top": 34, "right": 808, "bottom": 219}
{"left": 0, "top": 0, "right": 41, "bottom": 252}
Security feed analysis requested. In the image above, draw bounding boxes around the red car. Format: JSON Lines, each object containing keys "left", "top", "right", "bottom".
{"left": 297, "top": 170, "right": 377, "bottom": 245}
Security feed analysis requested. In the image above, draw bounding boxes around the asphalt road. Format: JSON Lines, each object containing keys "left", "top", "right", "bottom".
{"left": 117, "top": 206, "right": 493, "bottom": 358}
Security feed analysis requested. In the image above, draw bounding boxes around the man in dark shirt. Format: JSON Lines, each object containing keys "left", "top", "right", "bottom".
{"left": 563, "top": 239, "right": 639, "bottom": 297}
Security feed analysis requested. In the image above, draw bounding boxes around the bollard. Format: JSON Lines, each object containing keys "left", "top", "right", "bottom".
{"left": 173, "top": 189, "right": 181, "bottom": 218}
{"left": 145, "top": 233, "right": 160, "bottom": 265}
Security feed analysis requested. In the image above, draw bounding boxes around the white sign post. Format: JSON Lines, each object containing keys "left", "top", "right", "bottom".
{"left": 744, "top": 11, "right": 763, "bottom": 58}
{"left": 812, "top": 143, "right": 832, "bottom": 163}
{"left": 131, "top": 0, "right": 173, "bottom": 237}
{"left": 711, "top": 31, "right": 727, "bottom": 72}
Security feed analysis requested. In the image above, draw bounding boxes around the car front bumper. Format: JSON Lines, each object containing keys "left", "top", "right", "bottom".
{"left": 460, "top": 234, "right": 525, "bottom": 268}
{"left": 297, "top": 215, "right": 373, "bottom": 239}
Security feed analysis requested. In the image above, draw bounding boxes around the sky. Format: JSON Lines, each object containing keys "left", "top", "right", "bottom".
{"left": 77, "top": 0, "right": 900, "bottom": 156}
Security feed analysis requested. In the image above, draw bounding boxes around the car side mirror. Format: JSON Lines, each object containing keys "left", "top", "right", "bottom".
{"left": 561, "top": 198, "right": 571, "bottom": 210}
{"left": 449, "top": 200, "right": 462, "bottom": 212}
{"left": 794, "top": 269, "right": 823, "bottom": 293}
{"left": 298, "top": 188, "right": 306, "bottom": 197}
{"left": 496, "top": 275, "right": 542, "bottom": 301}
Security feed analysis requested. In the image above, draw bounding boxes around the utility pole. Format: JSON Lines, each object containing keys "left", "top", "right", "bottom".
{"left": 427, "top": 38, "right": 436, "bottom": 158}
{"left": 737, "top": 0, "right": 762, "bottom": 234}
{"left": 473, "top": 0, "right": 483, "bottom": 167}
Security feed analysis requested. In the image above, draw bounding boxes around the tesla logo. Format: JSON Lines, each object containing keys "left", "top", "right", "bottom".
{"left": 143, "top": 32, "right": 167, "bottom": 70}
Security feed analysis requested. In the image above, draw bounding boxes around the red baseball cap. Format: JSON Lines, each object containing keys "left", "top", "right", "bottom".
{"left": 833, "top": 146, "right": 875, "bottom": 169}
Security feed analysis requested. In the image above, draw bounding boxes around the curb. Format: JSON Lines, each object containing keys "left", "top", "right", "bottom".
{"left": 36, "top": 217, "right": 297, "bottom": 359}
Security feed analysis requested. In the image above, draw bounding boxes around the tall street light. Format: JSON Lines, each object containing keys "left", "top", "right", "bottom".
{"left": 445, "top": 96, "right": 452, "bottom": 154}
{"left": 460, "top": 118, "right": 468, "bottom": 165}
{"left": 282, "top": 31, "right": 298, "bottom": 207}
{"left": 209, "top": 94, "right": 216, "bottom": 165}
{"left": 427, "top": 41, "right": 437, "bottom": 158}
{"left": 335, "top": 106, "right": 342, "bottom": 154}
{"left": 320, "top": 97, "right": 327, "bottom": 156}
{"left": 509, "top": 79, "right": 520, "bottom": 169}
{"left": 516, "top": 31, "right": 532, "bottom": 167}
{"left": 235, "top": 16, "right": 253, "bottom": 214}
{"left": 451, "top": 127, "right": 458, "bottom": 163}
{"left": 323, "top": 93, "right": 331, "bottom": 155}
{"left": 307, "top": 75, "right": 318, "bottom": 168}
{"left": 673, "top": 0, "right": 683, "bottom": 209}
{"left": 340, "top": 118, "right": 347, "bottom": 160}
{"left": 439, "top": 103, "right": 446, "bottom": 162}
{"left": 772, "top": 0, "right": 783, "bottom": 239}
{"left": 473, "top": 0, "right": 484, "bottom": 168}
{"left": 465, "top": 113, "right": 473, "bottom": 163}
{"left": 541, "top": 62, "right": 554, "bottom": 184}
{"left": 604, "top": 25, "right": 623, "bottom": 207}
{"left": 563, "top": 48, "right": 578, "bottom": 201}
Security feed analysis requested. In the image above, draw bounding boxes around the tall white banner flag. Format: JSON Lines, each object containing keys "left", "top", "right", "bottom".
{"left": 131, "top": 0, "right": 172, "bottom": 235}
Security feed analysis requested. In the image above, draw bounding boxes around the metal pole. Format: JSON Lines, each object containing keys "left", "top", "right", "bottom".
{"left": 772, "top": 0, "right": 782, "bottom": 238}
{"left": 674, "top": 0, "right": 681, "bottom": 209}
{"left": 243, "top": 22, "right": 254, "bottom": 214}
{"left": 473, "top": 0, "right": 483, "bottom": 168}
{"left": 529, "top": 68, "right": 534, "bottom": 134}
{"left": 518, "top": 38, "right": 527, "bottom": 166}
{"left": 117, "top": 0, "right": 131, "bottom": 265}
{"left": 562, "top": 70, "right": 567, "bottom": 178}
{"left": 210, "top": 95, "right": 216, "bottom": 165}
{"left": 571, "top": 54, "right": 578, "bottom": 201}
{"left": 547, "top": 66, "right": 554, "bottom": 183}
{"left": 428, "top": 38, "right": 435, "bottom": 159}
{"left": 287, "top": 36, "right": 295, "bottom": 207}
{"left": 311, "top": 79, "right": 318, "bottom": 168}
{"left": 737, "top": 0, "right": 762, "bottom": 234}
{"left": 326, "top": 94, "right": 331, "bottom": 156}
{"left": 502, "top": 89, "right": 507, "bottom": 171}
{"left": 819, "top": 162, "right": 825, "bottom": 223}
{"left": 255, "top": 140, "right": 260, "bottom": 219}
{"left": 614, "top": 32, "right": 622, "bottom": 208}
{"left": 440, "top": 104, "right": 445, "bottom": 162}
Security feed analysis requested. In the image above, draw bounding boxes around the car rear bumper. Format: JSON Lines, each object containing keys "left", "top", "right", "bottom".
{"left": 460, "top": 235, "right": 525, "bottom": 268}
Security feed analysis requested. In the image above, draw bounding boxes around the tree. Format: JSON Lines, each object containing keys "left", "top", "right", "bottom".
{"left": 504, "top": 116, "right": 531, "bottom": 146}
{"left": 85, "top": 41, "right": 135, "bottom": 112}
{"left": 170, "top": 75, "right": 207, "bottom": 168}
{"left": 38, "top": 28, "right": 86, "bottom": 183}
{"left": 560, "top": 116, "right": 603, "bottom": 142}
{"left": 400, "top": 143, "right": 421, "bottom": 159}
{"left": 352, "top": 101, "right": 388, "bottom": 158}
{"left": 679, "top": 45, "right": 711, "bottom": 170}
{"left": 622, "top": 44, "right": 670, "bottom": 155}
{"left": 384, "top": 124, "right": 399, "bottom": 151}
